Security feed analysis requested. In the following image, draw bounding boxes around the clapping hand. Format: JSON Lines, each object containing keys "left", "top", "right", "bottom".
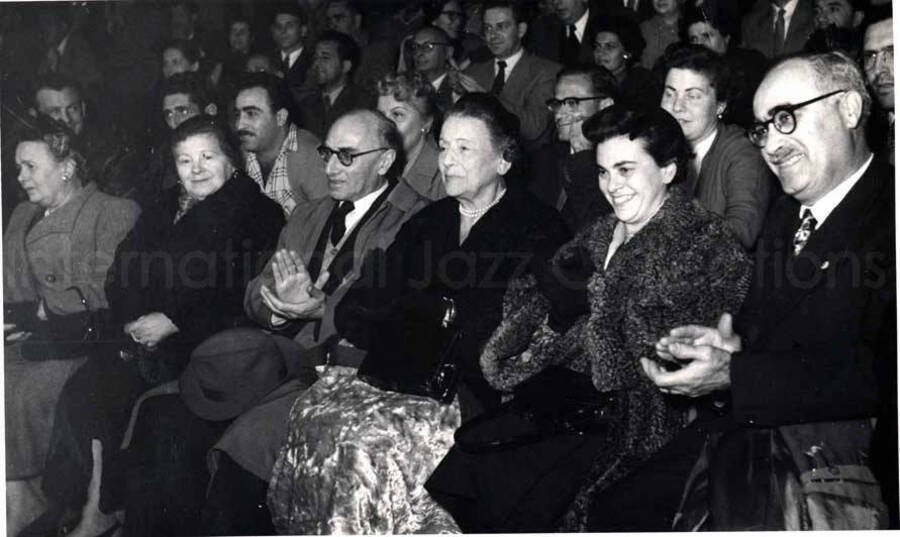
{"left": 260, "top": 249, "right": 328, "bottom": 321}
{"left": 452, "top": 72, "right": 488, "bottom": 94}
{"left": 640, "top": 313, "right": 739, "bottom": 397}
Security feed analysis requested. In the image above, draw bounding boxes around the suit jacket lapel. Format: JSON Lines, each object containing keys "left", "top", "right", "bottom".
{"left": 26, "top": 183, "right": 95, "bottom": 244}
{"left": 502, "top": 52, "right": 530, "bottom": 100}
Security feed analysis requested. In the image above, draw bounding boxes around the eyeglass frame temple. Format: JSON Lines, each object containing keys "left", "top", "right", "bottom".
{"left": 746, "top": 89, "right": 848, "bottom": 145}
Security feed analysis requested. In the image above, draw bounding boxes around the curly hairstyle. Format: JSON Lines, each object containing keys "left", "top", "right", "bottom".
{"left": 15, "top": 114, "right": 87, "bottom": 184}
{"left": 659, "top": 43, "right": 736, "bottom": 107}
{"left": 376, "top": 70, "right": 439, "bottom": 121}
{"left": 583, "top": 104, "right": 691, "bottom": 185}
{"left": 589, "top": 16, "right": 646, "bottom": 68}
{"left": 171, "top": 114, "right": 245, "bottom": 171}
{"left": 446, "top": 92, "right": 521, "bottom": 164}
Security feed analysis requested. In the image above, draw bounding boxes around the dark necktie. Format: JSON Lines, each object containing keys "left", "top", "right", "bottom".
{"left": 563, "top": 24, "right": 580, "bottom": 64}
{"left": 322, "top": 93, "right": 331, "bottom": 113}
{"left": 281, "top": 53, "right": 291, "bottom": 73}
{"left": 773, "top": 8, "right": 786, "bottom": 56}
{"left": 491, "top": 60, "right": 507, "bottom": 95}
{"left": 329, "top": 200, "right": 355, "bottom": 245}
{"left": 792, "top": 209, "right": 817, "bottom": 255}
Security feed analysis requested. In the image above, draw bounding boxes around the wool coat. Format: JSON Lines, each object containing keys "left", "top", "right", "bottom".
{"left": 428, "top": 188, "right": 751, "bottom": 531}
{"left": 689, "top": 123, "right": 775, "bottom": 250}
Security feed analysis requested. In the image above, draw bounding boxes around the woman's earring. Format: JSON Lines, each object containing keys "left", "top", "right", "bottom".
{"left": 61, "top": 174, "right": 70, "bottom": 182}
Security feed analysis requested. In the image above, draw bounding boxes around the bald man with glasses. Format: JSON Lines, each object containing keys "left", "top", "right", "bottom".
{"left": 627, "top": 51, "right": 895, "bottom": 530}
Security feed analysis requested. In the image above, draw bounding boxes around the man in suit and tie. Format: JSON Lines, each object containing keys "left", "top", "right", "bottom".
{"left": 270, "top": 2, "right": 314, "bottom": 93}
{"left": 637, "top": 51, "right": 895, "bottom": 529}
{"left": 454, "top": 0, "right": 561, "bottom": 147}
{"left": 410, "top": 26, "right": 457, "bottom": 114}
{"left": 295, "top": 31, "right": 375, "bottom": 140}
{"left": 527, "top": 0, "right": 604, "bottom": 66}
{"left": 862, "top": 10, "right": 894, "bottom": 165}
{"left": 741, "top": 0, "right": 815, "bottom": 59}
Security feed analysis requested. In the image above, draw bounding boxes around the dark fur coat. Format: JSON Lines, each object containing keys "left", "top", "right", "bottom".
{"left": 479, "top": 188, "right": 752, "bottom": 528}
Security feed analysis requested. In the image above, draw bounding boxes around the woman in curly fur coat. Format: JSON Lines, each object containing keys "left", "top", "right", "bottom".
{"left": 426, "top": 105, "right": 752, "bottom": 532}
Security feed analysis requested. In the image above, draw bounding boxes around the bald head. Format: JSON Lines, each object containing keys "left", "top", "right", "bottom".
{"left": 753, "top": 55, "right": 870, "bottom": 206}
{"left": 322, "top": 110, "right": 402, "bottom": 201}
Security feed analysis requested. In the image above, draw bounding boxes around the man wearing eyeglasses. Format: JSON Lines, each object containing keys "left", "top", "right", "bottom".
{"left": 528, "top": 66, "right": 614, "bottom": 233}
{"left": 411, "top": 26, "right": 456, "bottom": 113}
{"left": 635, "top": 52, "right": 895, "bottom": 529}
{"left": 862, "top": 10, "right": 893, "bottom": 165}
{"left": 233, "top": 72, "right": 328, "bottom": 216}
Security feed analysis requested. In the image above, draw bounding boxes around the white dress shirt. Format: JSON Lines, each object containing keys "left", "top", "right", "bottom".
{"left": 801, "top": 153, "right": 873, "bottom": 227}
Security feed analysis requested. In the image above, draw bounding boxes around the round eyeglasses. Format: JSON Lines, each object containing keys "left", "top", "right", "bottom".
{"left": 410, "top": 41, "right": 451, "bottom": 53}
{"left": 317, "top": 145, "right": 389, "bottom": 166}
{"left": 746, "top": 89, "right": 847, "bottom": 148}
{"left": 545, "top": 96, "right": 607, "bottom": 113}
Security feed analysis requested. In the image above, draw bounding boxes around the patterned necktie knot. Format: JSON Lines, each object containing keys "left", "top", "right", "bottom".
{"left": 330, "top": 201, "right": 355, "bottom": 245}
{"left": 792, "top": 208, "right": 817, "bottom": 255}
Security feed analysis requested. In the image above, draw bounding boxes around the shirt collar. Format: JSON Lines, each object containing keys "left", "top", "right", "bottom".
{"left": 773, "top": 0, "right": 799, "bottom": 19}
{"left": 802, "top": 153, "right": 873, "bottom": 226}
{"left": 431, "top": 72, "right": 448, "bottom": 90}
{"left": 283, "top": 47, "right": 303, "bottom": 68}
{"left": 692, "top": 127, "right": 718, "bottom": 169}
{"left": 572, "top": 8, "right": 589, "bottom": 41}
{"left": 324, "top": 84, "right": 345, "bottom": 106}
{"left": 496, "top": 46, "right": 524, "bottom": 74}
{"left": 57, "top": 31, "right": 71, "bottom": 56}
{"left": 343, "top": 180, "right": 389, "bottom": 230}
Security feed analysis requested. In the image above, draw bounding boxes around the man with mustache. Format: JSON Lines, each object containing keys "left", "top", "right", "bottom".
{"left": 638, "top": 52, "right": 895, "bottom": 529}
{"left": 233, "top": 72, "right": 328, "bottom": 215}
{"left": 862, "top": 10, "right": 894, "bottom": 165}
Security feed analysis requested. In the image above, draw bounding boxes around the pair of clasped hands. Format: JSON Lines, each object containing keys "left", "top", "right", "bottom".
{"left": 260, "top": 249, "right": 329, "bottom": 322}
{"left": 642, "top": 313, "right": 740, "bottom": 398}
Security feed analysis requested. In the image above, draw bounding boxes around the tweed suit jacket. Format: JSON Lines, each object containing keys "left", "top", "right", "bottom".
{"left": 691, "top": 123, "right": 774, "bottom": 250}
{"left": 244, "top": 180, "right": 429, "bottom": 349}
{"left": 464, "top": 51, "right": 562, "bottom": 146}
{"left": 402, "top": 137, "right": 446, "bottom": 201}
{"left": 741, "top": 0, "right": 815, "bottom": 59}
{"left": 284, "top": 126, "right": 330, "bottom": 208}
{"left": 3, "top": 182, "right": 140, "bottom": 315}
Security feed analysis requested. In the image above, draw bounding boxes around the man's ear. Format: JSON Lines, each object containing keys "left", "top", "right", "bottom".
{"left": 852, "top": 11, "right": 864, "bottom": 28}
{"left": 204, "top": 103, "right": 218, "bottom": 116}
{"left": 839, "top": 90, "right": 864, "bottom": 129}
{"left": 377, "top": 148, "right": 397, "bottom": 175}
{"left": 28, "top": 107, "right": 38, "bottom": 118}
{"left": 517, "top": 22, "right": 527, "bottom": 40}
{"left": 276, "top": 108, "right": 289, "bottom": 126}
{"left": 341, "top": 59, "right": 352, "bottom": 76}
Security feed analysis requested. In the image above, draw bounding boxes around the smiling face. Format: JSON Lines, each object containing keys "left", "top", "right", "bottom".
{"left": 412, "top": 27, "right": 451, "bottom": 78}
{"left": 483, "top": 7, "right": 525, "bottom": 60}
{"left": 596, "top": 135, "right": 673, "bottom": 235}
{"left": 813, "top": 0, "right": 860, "bottom": 29}
{"left": 271, "top": 13, "right": 305, "bottom": 52}
{"left": 35, "top": 87, "right": 85, "bottom": 135}
{"left": 753, "top": 60, "right": 853, "bottom": 205}
{"left": 15, "top": 140, "right": 70, "bottom": 209}
{"left": 377, "top": 94, "right": 430, "bottom": 154}
{"left": 660, "top": 68, "right": 724, "bottom": 144}
{"left": 687, "top": 21, "right": 730, "bottom": 55}
{"left": 233, "top": 87, "right": 285, "bottom": 154}
{"left": 322, "top": 114, "right": 391, "bottom": 201}
{"left": 593, "top": 32, "right": 627, "bottom": 75}
{"left": 553, "top": 74, "right": 607, "bottom": 143}
{"left": 863, "top": 19, "right": 894, "bottom": 110}
{"left": 173, "top": 133, "right": 235, "bottom": 199}
{"left": 162, "top": 47, "right": 198, "bottom": 79}
{"left": 438, "top": 114, "right": 509, "bottom": 201}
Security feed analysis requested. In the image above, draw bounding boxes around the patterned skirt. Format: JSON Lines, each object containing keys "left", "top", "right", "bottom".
{"left": 268, "top": 366, "right": 462, "bottom": 534}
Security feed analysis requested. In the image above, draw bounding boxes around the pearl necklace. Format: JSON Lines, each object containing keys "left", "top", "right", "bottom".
{"left": 458, "top": 187, "right": 507, "bottom": 218}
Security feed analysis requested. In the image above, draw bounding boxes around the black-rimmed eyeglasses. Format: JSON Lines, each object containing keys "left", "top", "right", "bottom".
{"left": 546, "top": 96, "right": 607, "bottom": 113}
{"left": 410, "top": 41, "right": 451, "bottom": 53}
{"left": 317, "top": 145, "right": 389, "bottom": 166}
{"left": 746, "top": 89, "right": 847, "bottom": 148}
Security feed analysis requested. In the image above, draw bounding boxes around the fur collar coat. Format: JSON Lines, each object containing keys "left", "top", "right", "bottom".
{"left": 480, "top": 187, "right": 752, "bottom": 527}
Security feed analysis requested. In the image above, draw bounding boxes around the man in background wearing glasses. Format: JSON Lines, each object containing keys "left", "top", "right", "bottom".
{"left": 637, "top": 51, "right": 895, "bottom": 529}
{"left": 862, "top": 8, "right": 893, "bottom": 165}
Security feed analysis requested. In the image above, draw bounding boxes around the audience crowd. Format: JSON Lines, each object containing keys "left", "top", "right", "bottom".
{"left": 1, "top": 0, "right": 895, "bottom": 535}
